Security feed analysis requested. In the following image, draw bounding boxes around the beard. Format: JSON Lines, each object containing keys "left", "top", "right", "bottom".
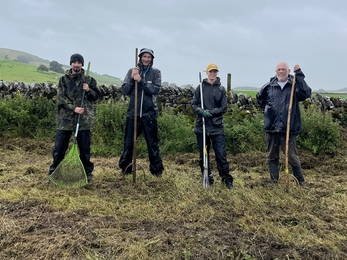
{"left": 277, "top": 75, "right": 288, "bottom": 82}
{"left": 72, "top": 67, "right": 82, "bottom": 74}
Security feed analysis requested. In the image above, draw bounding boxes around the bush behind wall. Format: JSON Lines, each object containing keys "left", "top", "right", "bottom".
{"left": 0, "top": 96, "right": 341, "bottom": 156}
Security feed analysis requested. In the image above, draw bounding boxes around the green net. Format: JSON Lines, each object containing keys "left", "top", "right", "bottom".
{"left": 49, "top": 144, "right": 88, "bottom": 188}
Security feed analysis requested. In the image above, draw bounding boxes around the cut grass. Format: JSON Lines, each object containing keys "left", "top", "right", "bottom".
{"left": 0, "top": 137, "right": 347, "bottom": 259}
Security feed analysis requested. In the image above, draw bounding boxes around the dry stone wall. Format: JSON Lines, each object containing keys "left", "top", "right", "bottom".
{"left": 0, "top": 79, "right": 346, "bottom": 113}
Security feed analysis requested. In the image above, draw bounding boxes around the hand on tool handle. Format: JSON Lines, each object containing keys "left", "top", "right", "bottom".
{"left": 132, "top": 67, "right": 142, "bottom": 83}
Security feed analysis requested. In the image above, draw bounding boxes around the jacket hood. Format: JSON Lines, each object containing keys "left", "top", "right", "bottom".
{"left": 203, "top": 77, "right": 221, "bottom": 86}
{"left": 138, "top": 48, "right": 154, "bottom": 69}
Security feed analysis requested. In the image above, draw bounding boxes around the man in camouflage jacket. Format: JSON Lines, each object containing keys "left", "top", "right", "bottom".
{"left": 48, "top": 53, "right": 101, "bottom": 183}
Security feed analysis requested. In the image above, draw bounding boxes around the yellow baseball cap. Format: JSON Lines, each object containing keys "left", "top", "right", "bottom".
{"left": 204, "top": 63, "right": 219, "bottom": 72}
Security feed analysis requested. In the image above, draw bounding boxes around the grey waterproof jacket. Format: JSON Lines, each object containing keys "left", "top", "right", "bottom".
{"left": 122, "top": 61, "right": 161, "bottom": 118}
{"left": 256, "top": 69, "right": 311, "bottom": 135}
{"left": 192, "top": 77, "right": 227, "bottom": 135}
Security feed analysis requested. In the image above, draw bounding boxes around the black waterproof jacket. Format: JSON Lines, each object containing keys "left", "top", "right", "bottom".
{"left": 122, "top": 61, "right": 161, "bottom": 118}
{"left": 256, "top": 69, "right": 311, "bottom": 135}
{"left": 192, "top": 77, "right": 227, "bottom": 135}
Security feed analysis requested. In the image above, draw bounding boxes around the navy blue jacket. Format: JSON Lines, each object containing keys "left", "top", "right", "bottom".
{"left": 256, "top": 69, "right": 311, "bottom": 135}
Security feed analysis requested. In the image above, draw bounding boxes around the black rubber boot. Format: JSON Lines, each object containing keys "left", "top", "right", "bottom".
{"left": 269, "top": 161, "right": 279, "bottom": 183}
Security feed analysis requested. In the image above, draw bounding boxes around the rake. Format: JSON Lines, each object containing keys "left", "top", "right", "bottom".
{"left": 49, "top": 62, "right": 91, "bottom": 188}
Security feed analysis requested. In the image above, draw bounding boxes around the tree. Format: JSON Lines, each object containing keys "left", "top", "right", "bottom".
{"left": 37, "top": 64, "right": 49, "bottom": 72}
{"left": 17, "top": 55, "right": 33, "bottom": 64}
{"left": 162, "top": 81, "right": 169, "bottom": 87}
{"left": 49, "top": 61, "right": 64, "bottom": 74}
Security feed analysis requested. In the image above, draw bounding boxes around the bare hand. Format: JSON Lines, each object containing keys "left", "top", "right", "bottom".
{"left": 293, "top": 64, "right": 301, "bottom": 72}
{"left": 131, "top": 68, "right": 139, "bottom": 77}
{"left": 74, "top": 107, "right": 84, "bottom": 114}
{"left": 82, "top": 83, "right": 89, "bottom": 92}
{"left": 132, "top": 68, "right": 141, "bottom": 82}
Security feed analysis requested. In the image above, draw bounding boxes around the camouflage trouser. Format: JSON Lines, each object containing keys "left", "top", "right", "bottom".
{"left": 49, "top": 130, "right": 94, "bottom": 177}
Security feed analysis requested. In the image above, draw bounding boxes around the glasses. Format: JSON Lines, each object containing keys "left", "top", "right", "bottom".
{"left": 208, "top": 70, "right": 218, "bottom": 73}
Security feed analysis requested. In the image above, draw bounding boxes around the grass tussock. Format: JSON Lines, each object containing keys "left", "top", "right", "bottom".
{"left": 1, "top": 137, "right": 347, "bottom": 259}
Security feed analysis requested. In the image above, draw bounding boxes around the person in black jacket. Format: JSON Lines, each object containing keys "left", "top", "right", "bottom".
{"left": 192, "top": 63, "right": 234, "bottom": 189}
{"left": 256, "top": 62, "right": 311, "bottom": 190}
{"left": 119, "top": 48, "right": 164, "bottom": 177}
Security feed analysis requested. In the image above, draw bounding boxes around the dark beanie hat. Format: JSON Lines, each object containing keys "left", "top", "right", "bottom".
{"left": 139, "top": 48, "right": 155, "bottom": 58}
{"left": 70, "top": 53, "right": 84, "bottom": 66}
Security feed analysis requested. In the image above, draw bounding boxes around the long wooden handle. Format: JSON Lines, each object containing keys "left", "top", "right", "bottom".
{"left": 285, "top": 73, "right": 296, "bottom": 188}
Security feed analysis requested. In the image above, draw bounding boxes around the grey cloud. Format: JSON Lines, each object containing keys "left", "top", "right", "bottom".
{"left": 1, "top": 0, "right": 346, "bottom": 90}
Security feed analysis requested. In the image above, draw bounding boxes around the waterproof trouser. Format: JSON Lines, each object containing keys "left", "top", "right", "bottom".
{"left": 196, "top": 133, "right": 233, "bottom": 184}
{"left": 49, "top": 130, "right": 94, "bottom": 177}
{"left": 269, "top": 161, "right": 279, "bottom": 182}
{"left": 266, "top": 132, "right": 305, "bottom": 182}
{"left": 119, "top": 116, "right": 164, "bottom": 175}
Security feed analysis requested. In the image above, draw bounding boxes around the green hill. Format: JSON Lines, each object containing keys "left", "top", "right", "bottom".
{"left": 0, "top": 48, "right": 122, "bottom": 86}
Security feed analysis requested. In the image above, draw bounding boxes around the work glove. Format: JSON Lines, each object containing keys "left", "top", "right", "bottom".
{"left": 202, "top": 110, "right": 212, "bottom": 118}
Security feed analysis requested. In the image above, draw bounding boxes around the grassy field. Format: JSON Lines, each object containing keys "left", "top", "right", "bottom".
{"left": 0, "top": 135, "right": 347, "bottom": 259}
{"left": 0, "top": 59, "right": 122, "bottom": 86}
{"left": 314, "top": 92, "right": 347, "bottom": 98}
{"left": 233, "top": 90, "right": 258, "bottom": 97}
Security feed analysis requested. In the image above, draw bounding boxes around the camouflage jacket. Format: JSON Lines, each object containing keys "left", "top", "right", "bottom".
{"left": 56, "top": 68, "right": 101, "bottom": 131}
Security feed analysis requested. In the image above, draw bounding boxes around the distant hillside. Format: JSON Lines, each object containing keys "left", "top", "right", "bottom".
{"left": 0, "top": 48, "right": 50, "bottom": 67}
{"left": 0, "top": 48, "right": 122, "bottom": 86}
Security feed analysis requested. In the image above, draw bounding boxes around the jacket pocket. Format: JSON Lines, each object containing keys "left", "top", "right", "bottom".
{"left": 212, "top": 116, "right": 223, "bottom": 128}
{"left": 58, "top": 107, "right": 74, "bottom": 120}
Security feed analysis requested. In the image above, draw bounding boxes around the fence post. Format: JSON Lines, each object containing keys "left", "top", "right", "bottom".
{"left": 227, "top": 73, "right": 231, "bottom": 92}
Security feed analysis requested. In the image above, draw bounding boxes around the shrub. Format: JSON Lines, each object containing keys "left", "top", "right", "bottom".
{"left": 224, "top": 105, "right": 266, "bottom": 154}
{"left": 92, "top": 101, "right": 196, "bottom": 156}
{"left": 37, "top": 64, "right": 49, "bottom": 72}
{"left": 92, "top": 100, "right": 128, "bottom": 155}
{"left": 298, "top": 105, "right": 341, "bottom": 155}
{"left": 0, "top": 96, "right": 342, "bottom": 157}
{"left": 0, "top": 94, "right": 56, "bottom": 138}
{"left": 158, "top": 108, "right": 196, "bottom": 154}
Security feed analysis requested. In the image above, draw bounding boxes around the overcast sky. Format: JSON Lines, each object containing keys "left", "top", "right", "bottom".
{"left": 1, "top": 0, "right": 346, "bottom": 90}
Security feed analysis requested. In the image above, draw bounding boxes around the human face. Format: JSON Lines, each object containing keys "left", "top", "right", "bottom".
{"left": 276, "top": 62, "right": 290, "bottom": 82}
{"left": 141, "top": 53, "right": 152, "bottom": 67}
{"left": 206, "top": 69, "right": 218, "bottom": 82}
{"left": 71, "top": 61, "right": 83, "bottom": 74}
